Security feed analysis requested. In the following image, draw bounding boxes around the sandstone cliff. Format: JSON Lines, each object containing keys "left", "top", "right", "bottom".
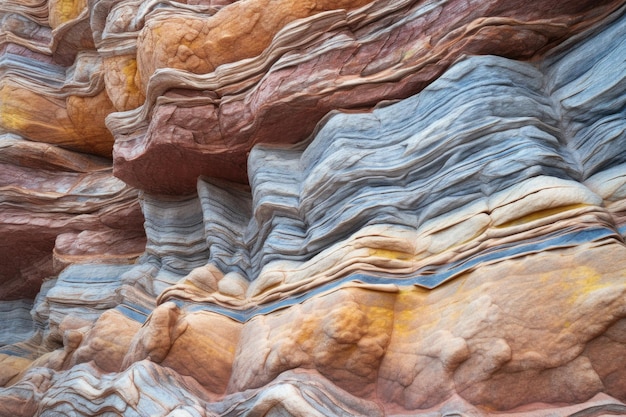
{"left": 0, "top": 0, "right": 625, "bottom": 415}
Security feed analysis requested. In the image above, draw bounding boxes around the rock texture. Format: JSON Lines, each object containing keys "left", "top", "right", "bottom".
{"left": 0, "top": 0, "right": 625, "bottom": 416}
{"left": 0, "top": 135, "right": 145, "bottom": 301}
{"left": 110, "top": 0, "right": 623, "bottom": 194}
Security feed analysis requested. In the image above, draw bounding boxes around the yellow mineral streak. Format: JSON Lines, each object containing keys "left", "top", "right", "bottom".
{"left": 0, "top": 82, "right": 115, "bottom": 157}
{"left": 103, "top": 56, "right": 146, "bottom": 112}
{"left": 0, "top": 354, "right": 32, "bottom": 387}
{"left": 368, "top": 248, "right": 414, "bottom": 261}
{"left": 49, "top": 0, "right": 87, "bottom": 29}
{"left": 496, "top": 203, "right": 589, "bottom": 228}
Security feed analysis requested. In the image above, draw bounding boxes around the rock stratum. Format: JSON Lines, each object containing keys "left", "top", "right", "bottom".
{"left": 0, "top": 0, "right": 625, "bottom": 416}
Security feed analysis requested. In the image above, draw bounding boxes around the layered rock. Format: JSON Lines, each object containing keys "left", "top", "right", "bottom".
{"left": 0, "top": 0, "right": 146, "bottom": 299}
{"left": 110, "top": 0, "right": 624, "bottom": 194}
{"left": 0, "top": 0, "right": 625, "bottom": 416}
{"left": 0, "top": 135, "right": 145, "bottom": 301}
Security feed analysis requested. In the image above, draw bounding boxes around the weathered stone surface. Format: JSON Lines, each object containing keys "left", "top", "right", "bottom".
{"left": 379, "top": 243, "right": 626, "bottom": 411}
{"left": 0, "top": 135, "right": 145, "bottom": 301}
{"left": 0, "top": 0, "right": 625, "bottom": 415}
{"left": 110, "top": 0, "right": 624, "bottom": 194}
{"left": 229, "top": 288, "right": 395, "bottom": 398}
{"left": 0, "top": 52, "right": 115, "bottom": 156}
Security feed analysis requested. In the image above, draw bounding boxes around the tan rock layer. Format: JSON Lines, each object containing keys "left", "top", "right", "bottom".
{"left": 19, "top": 242, "right": 625, "bottom": 411}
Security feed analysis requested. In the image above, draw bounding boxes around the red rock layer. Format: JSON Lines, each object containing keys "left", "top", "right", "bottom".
{"left": 111, "top": 0, "right": 623, "bottom": 194}
{"left": 0, "top": 138, "right": 145, "bottom": 300}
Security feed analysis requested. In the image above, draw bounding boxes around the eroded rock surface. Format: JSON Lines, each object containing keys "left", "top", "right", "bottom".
{"left": 0, "top": 0, "right": 625, "bottom": 416}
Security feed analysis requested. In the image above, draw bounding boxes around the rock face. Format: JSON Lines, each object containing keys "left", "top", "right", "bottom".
{"left": 0, "top": 0, "right": 625, "bottom": 416}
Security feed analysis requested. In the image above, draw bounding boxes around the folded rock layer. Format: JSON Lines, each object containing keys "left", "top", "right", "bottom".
{"left": 0, "top": 135, "right": 145, "bottom": 301}
{"left": 110, "top": 0, "right": 624, "bottom": 194}
{"left": 0, "top": 0, "right": 625, "bottom": 416}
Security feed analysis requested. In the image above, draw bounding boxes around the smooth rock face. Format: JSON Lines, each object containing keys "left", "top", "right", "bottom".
{"left": 0, "top": 0, "right": 626, "bottom": 416}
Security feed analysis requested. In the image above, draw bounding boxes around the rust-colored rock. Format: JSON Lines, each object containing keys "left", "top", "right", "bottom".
{"left": 0, "top": 137, "right": 145, "bottom": 300}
